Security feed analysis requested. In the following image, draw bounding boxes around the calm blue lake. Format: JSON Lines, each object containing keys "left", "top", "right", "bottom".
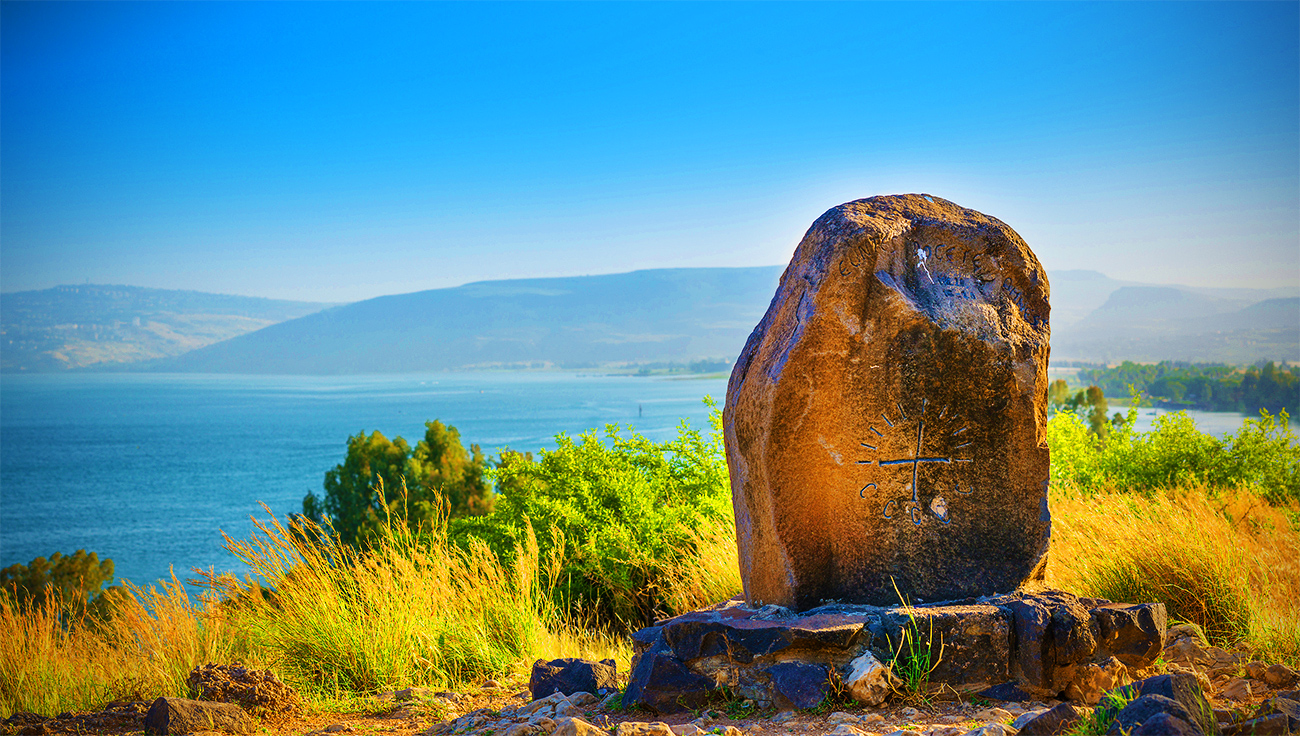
{"left": 0, "top": 372, "right": 728, "bottom": 588}
{"left": 0, "top": 371, "right": 1259, "bottom": 590}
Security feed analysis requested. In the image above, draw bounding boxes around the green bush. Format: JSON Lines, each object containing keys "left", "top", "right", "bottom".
{"left": 451, "top": 398, "right": 731, "bottom": 630}
{"left": 1048, "top": 405, "right": 1299, "bottom": 502}
{"left": 303, "top": 420, "right": 493, "bottom": 546}
{"left": 0, "top": 550, "right": 126, "bottom": 621}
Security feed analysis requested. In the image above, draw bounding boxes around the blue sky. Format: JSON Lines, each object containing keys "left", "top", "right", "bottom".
{"left": 2, "top": 2, "right": 1297, "bottom": 303}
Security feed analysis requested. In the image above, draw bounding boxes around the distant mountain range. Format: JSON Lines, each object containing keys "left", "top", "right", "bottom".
{"left": 0, "top": 285, "right": 333, "bottom": 371}
{"left": 154, "top": 267, "right": 783, "bottom": 373}
{"left": 1, "top": 269, "right": 1295, "bottom": 374}
{"left": 1049, "top": 276, "right": 1299, "bottom": 364}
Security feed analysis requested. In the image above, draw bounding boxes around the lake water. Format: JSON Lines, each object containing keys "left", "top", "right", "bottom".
{"left": 0, "top": 372, "right": 729, "bottom": 588}
{"left": 0, "top": 372, "right": 1256, "bottom": 589}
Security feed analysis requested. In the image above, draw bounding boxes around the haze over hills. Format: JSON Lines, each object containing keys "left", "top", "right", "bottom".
{"left": 154, "top": 267, "right": 784, "bottom": 374}
{"left": 1, "top": 268, "right": 1295, "bottom": 374}
{"left": 1050, "top": 285, "right": 1299, "bottom": 364}
{"left": 0, "top": 285, "right": 333, "bottom": 372}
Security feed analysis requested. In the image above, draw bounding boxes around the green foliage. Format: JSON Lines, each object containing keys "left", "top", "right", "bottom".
{"left": 1050, "top": 383, "right": 1111, "bottom": 438}
{"left": 1066, "top": 685, "right": 1137, "bottom": 736}
{"left": 303, "top": 420, "right": 492, "bottom": 546}
{"left": 0, "top": 550, "right": 125, "bottom": 620}
{"left": 1078, "top": 360, "right": 1299, "bottom": 415}
{"left": 452, "top": 398, "right": 731, "bottom": 630}
{"left": 885, "top": 581, "right": 944, "bottom": 704}
{"left": 1048, "top": 403, "right": 1299, "bottom": 503}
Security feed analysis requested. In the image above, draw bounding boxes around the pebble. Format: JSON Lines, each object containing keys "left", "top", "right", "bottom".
{"left": 770, "top": 711, "right": 796, "bottom": 724}
{"left": 972, "top": 708, "right": 1013, "bottom": 723}
{"left": 900, "top": 707, "right": 919, "bottom": 718}
{"left": 1221, "top": 677, "right": 1252, "bottom": 701}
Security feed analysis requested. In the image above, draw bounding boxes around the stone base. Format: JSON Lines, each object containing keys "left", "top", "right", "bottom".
{"left": 624, "top": 590, "right": 1165, "bottom": 713}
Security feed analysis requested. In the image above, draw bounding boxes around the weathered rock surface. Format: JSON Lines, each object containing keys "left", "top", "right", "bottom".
{"left": 844, "top": 650, "right": 897, "bottom": 705}
{"left": 143, "top": 697, "right": 254, "bottom": 735}
{"left": 1017, "top": 702, "right": 1087, "bottom": 735}
{"left": 725, "top": 194, "right": 1052, "bottom": 609}
{"left": 1106, "top": 695, "right": 1202, "bottom": 736}
{"left": 529, "top": 658, "right": 617, "bottom": 699}
{"left": 1124, "top": 673, "right": 1218, "bottom": 736}
{"left": 1221, "top": 714, "right": 1289, "bottom": 736}
{"left": 1253, "top": 695, "right": 1300, "bottom": 732}
{"left": 623, "top": 591, "right": 1164, "bottom": 712}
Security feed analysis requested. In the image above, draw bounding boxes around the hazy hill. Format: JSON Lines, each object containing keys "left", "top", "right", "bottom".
{"left": 1044, "top": 269, "right": 1134, "bottom": 327}
{"left": 6, "top": 269, "right": 1295, "bottom": 374}
{"left": 1, "top": 285, "right": 333, "bottom": 372}
{"left": 1051, "top": 286, "right": 1299, "bottom": 364}
{"left": 155, "top": 267, "right": 785, "bottom": 374}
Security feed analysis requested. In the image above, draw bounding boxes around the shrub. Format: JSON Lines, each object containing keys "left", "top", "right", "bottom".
{"left": 1048, "top": 407, "right": 1299, "bottom": 503}
{"left": 303, "top": 420, "right": 493, "bottom": 547}
{"left": 0, "top": 550, "right": 127, "bottom": 621}
{"left": 452, "top": 398, "right": 734, "bottom": 630}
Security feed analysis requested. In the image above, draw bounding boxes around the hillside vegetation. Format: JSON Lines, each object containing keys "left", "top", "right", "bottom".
{"left": 1076, "top": 360, "right": 1299, "bottom": 415}
{"left": 0, "top": 285, "right": 332, "bottom": 372}
{"left": 2, "top": 404, "right": 1297, "bottom": 718}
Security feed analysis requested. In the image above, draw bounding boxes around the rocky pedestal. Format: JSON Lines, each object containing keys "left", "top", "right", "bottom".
{"left": 624, "top": 591, "right": 1166, "bottom": 713}
{"left": 725, "top": 194, "right": 1052, "bottom": 609}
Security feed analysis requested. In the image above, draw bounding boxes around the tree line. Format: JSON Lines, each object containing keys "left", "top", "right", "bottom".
{"left": 1076, "top": 361, "right": 1298, "bottom": 416}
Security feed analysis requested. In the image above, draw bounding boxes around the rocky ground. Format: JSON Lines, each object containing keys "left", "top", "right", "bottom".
{"left": 3, "top": 626, "right": 1297, "bottom": 736}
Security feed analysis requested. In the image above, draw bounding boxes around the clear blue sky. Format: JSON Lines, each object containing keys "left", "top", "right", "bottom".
{"left": 2, "top": 2, "right": 1297, "bottom": 303}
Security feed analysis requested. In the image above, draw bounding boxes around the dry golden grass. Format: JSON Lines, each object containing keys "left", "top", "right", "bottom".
{"left": 653, "top": 515, "right": 743, "bottom": 618}
{"left": 208, "top": 507, "right": 555, "bottom": 698}
{"left": 1047, "top": 485, "right": 1300, "bottom": 665}
{"left": 6, "top": 485, "right": 1296, "bottom": 719}
{"left": 0, "top": 574, "right": 235, "bottom": 718}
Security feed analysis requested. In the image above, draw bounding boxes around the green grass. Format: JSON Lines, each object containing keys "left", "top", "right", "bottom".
{"left": 885, "top": 580, "right": 944, "bottom": 704}
{"left": 1065, "top": 686, "right": 1138, "bottom": 736}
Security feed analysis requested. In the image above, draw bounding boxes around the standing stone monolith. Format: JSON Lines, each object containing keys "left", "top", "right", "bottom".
{"left": 724, "top": 194, "right": 1051, "bottom": 610}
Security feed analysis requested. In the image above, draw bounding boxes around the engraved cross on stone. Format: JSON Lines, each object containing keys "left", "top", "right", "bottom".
{"left": 865, "top": 417, "right": 951, "bottom": 524}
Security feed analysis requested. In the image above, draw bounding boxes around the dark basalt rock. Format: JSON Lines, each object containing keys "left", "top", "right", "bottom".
{"left": 143, "top": 697, "right": 253, "bottom": 735}
{"left": 621, "top": 591, "right": 1166, "bottom": 712}
{"left": 529, "top": 658, "right": 618, "bottom": 699}
{"left": 1123, "top": 674, "right": 1219, "bottom": 736}
{"left": 765, "top": 662, "right": 830, "bottom": 710}
{"left": 623, "top": 642, "right": 715, "bottom": 713}
{"left": 1221, "top": 714, "right": 1289, "bottom": 736}
{"left": 1106, "top": 695, "right": 1202, "bottom": 736}
{"left": 1018, "top": 702, "right": 1087, "bottom": 735}
{"left": 1092, "top": 602, "right": 1167, "bottom": 668}
{"left": 1250, "top": 696, "right": 1300, "bottom": 733}
{"left": 978, "top": 682, "right": 1035, "bottom": 703}
{"left": 1126, "top": 712, "right": 1201, "bottom": 736}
